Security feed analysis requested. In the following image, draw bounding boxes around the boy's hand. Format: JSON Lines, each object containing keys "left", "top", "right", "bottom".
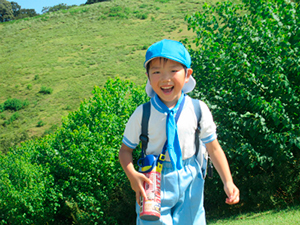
{"left": 119, "top": 144, "right": 152, "bottom": 206}
{"left": 224, "top": 182, "right": 240, "bottom": 205}
{"left": 129, "top": 171, "right": 152, "bottom": 206}
{"left": 205, "top": 140, "right": 240, "bottom": 205}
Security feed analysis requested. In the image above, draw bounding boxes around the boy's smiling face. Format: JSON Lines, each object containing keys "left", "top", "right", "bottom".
{"left": 147, "top": 57, "right": 193, "bottom": 108}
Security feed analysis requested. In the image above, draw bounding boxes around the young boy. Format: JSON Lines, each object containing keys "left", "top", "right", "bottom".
{"left": 119, "top": 39, "right": 239, "bottom": 224}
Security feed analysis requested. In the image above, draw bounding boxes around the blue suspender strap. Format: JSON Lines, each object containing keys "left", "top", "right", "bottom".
{"left": 140, "top": 101, "right": 151, "bottom": 158}
{"left": 191, "top": 98, "right": 202, "bottom": 156}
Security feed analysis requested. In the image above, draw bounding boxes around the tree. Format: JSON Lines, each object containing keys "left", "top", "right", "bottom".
{"left": 85, "top": 0, "right": 109, "bottom": 5}
{"left": 0, "top": 1, "right": 38, "bottom": 22}
{"left": 10, "top": 1, "right": 20, "bottom": 17}
{"left": 10, "top": 1, "right": 38, "bottom": 19}
{"left": 16, "top": 8, "right": 38, "bottom": 19}
{"left": 42, "top": 3, "right": 75, "bottom": 14}
{"left": 0, "top": 0, "right": 14, "bottom": 22}
{"left": 185, "top": 0, "right": 300, "bottom": 212}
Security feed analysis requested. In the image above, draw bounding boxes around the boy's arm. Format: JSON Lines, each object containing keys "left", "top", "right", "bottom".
{"left": 119, "top": 143, "right": 151, "bottom": 206}
{"left": 205, "top": 139, "right": 240, "bottom": 205}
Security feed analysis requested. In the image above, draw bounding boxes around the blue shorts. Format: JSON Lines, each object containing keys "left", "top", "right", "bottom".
{"left": 136, "top": 156, "right": 206, "bottom": 225}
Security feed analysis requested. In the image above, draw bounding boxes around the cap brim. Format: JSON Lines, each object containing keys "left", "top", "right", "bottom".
{"left": 146, "top": 75, "right": 196, "bottom": 98}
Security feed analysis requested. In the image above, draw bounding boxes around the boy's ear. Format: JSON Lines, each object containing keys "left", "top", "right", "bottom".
{"left": 185, "top": 68, "right": 193, "bottom": 82}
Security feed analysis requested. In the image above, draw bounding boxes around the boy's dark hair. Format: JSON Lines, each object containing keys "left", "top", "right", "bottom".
{"left": 146, "top": 57, "right": 187, "bottom": 75}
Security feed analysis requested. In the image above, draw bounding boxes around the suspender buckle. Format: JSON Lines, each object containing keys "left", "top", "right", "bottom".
{"left": 159, "top": 154, "right": 166, "bottom": 162}
{"left": 139, "top": 134, "right": 149, "bottom": 144}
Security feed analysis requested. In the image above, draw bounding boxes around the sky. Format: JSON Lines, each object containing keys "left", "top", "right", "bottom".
{"left": 13, "top": 0, "right": 87, "bottom": 14}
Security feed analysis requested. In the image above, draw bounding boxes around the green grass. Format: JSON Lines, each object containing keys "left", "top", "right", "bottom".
{"left": 0, "top": 0, "right": 215, "bottom": 151}
{"left": 207, "top": 206, "right": 300, "bottom": 225}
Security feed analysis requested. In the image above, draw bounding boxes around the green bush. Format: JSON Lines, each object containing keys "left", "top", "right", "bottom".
{"left": 0, "top": 113, "right": 5, "bottom": 120}
{"left": 109, "top": 6, "right": 130, "bottom": 19}
{"left": 185, "top": 0, "right": 300, "bottom": 213}
{"left": 3, "top": 98, "right": 29, "bottom": 111}
{"left": 135, "top": 12, "right": 148, "bottom": 20}
{"left": 39, "top": 86, "right": 53, "bottom": 94}
{"left": 3, "top": 112, "right": 20, "bottom": 126}
{"left": 0, "top": 78, "right": 148, "bottom": 224}
{"left": 37, "top": 120, "right": 46, "bottom": 127}
{"left": 0, "top": 145, "right": 60, "bottom": 224}
{"left": 27, "top": 84, "right": 32, "bottom": 90}
{"left": 44, "top": 78, "right": 147, "bottom": 224}
{"left": 34, "top": 74, "right": 39, "bottom": 80}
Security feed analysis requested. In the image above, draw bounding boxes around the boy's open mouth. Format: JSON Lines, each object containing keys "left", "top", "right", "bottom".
{"left": 161, "top": 86, "right": 174, "bottom": 94}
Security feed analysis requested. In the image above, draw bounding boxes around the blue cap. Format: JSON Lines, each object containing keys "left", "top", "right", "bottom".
{"left": 144, "top": 39, "right": 191, "bottom": 68}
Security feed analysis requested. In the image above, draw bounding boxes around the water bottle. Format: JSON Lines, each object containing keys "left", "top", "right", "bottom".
{"left": 138, "top": 154, "right": 165, "bottom": 221}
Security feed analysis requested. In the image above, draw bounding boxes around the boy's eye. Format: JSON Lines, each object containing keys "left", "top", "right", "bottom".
{"left": 171, "top": 69, "right": 181, "bottom": 73}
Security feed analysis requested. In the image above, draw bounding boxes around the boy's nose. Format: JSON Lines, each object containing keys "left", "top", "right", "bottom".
{"left": 160, "top": 71, "right": 171, "bottom": 82}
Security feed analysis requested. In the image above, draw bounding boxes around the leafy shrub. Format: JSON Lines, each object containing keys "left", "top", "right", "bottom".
{"left": 110, "top": 6, "right": 122, "bottom": 13}
{"left": 27, "top": 84, "right": 32, "bottom": 90}
{"left": 108, "top": 6, "right": 129, "bottom": 19}
{"left": 39, "top": 86, "right": 53, "bottom": 94}
{"left": 3, "top": 112, "right": 20, "bottom": 126}
{"left": 135, "top": 12, "right": 148, "bottom": 20}
{"left": 0, "top": 113, "right": 5, "bottom": 120}
{"left": 185, "top": 0, "right": 300, "bottom": 213}
{"left": 42, "top": 78, "right": 147, "bottom": 224}
{"left": 139, "top": 4, "right": 148, "bottom": 9}
{"left": 3, "top": 98, "right": 29, "bottom": 111}
{"left": 37, "top": 120, "right": 46, "bottom": 127}
{"left": 0, "top": 145, "right": 60, "bottom": 224}
{"left": 0, "top": 78, "right": 148, "bottom": 224}
{"left": 34, "top": 74, "right": 39, "bottom": 80}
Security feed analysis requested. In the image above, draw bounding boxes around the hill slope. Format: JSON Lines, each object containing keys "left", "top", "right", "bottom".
{"left": 0, "top": 0, "right": 212, "bottom": 152}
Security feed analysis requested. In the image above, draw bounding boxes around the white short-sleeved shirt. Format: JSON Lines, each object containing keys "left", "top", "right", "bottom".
{"left": 122, "top": 94, "right": 217, "bottom": 161}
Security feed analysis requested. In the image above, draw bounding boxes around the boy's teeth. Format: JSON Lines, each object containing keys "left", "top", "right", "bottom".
{"left": 162, "top": 87, "right": 172, "bottom": 89}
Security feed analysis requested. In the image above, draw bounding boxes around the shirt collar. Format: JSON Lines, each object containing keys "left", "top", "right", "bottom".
{"left": 150, "top": 92, "right": 185, "bottom": 114}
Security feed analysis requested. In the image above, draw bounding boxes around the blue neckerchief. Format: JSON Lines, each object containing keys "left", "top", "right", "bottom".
{"left": 151, "top": 93, "right": 185, "bottom": 170}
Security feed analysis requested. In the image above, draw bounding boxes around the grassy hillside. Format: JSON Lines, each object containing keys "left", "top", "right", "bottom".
{"left": 0, "top": 0, "right": 219, "bottom": 152}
